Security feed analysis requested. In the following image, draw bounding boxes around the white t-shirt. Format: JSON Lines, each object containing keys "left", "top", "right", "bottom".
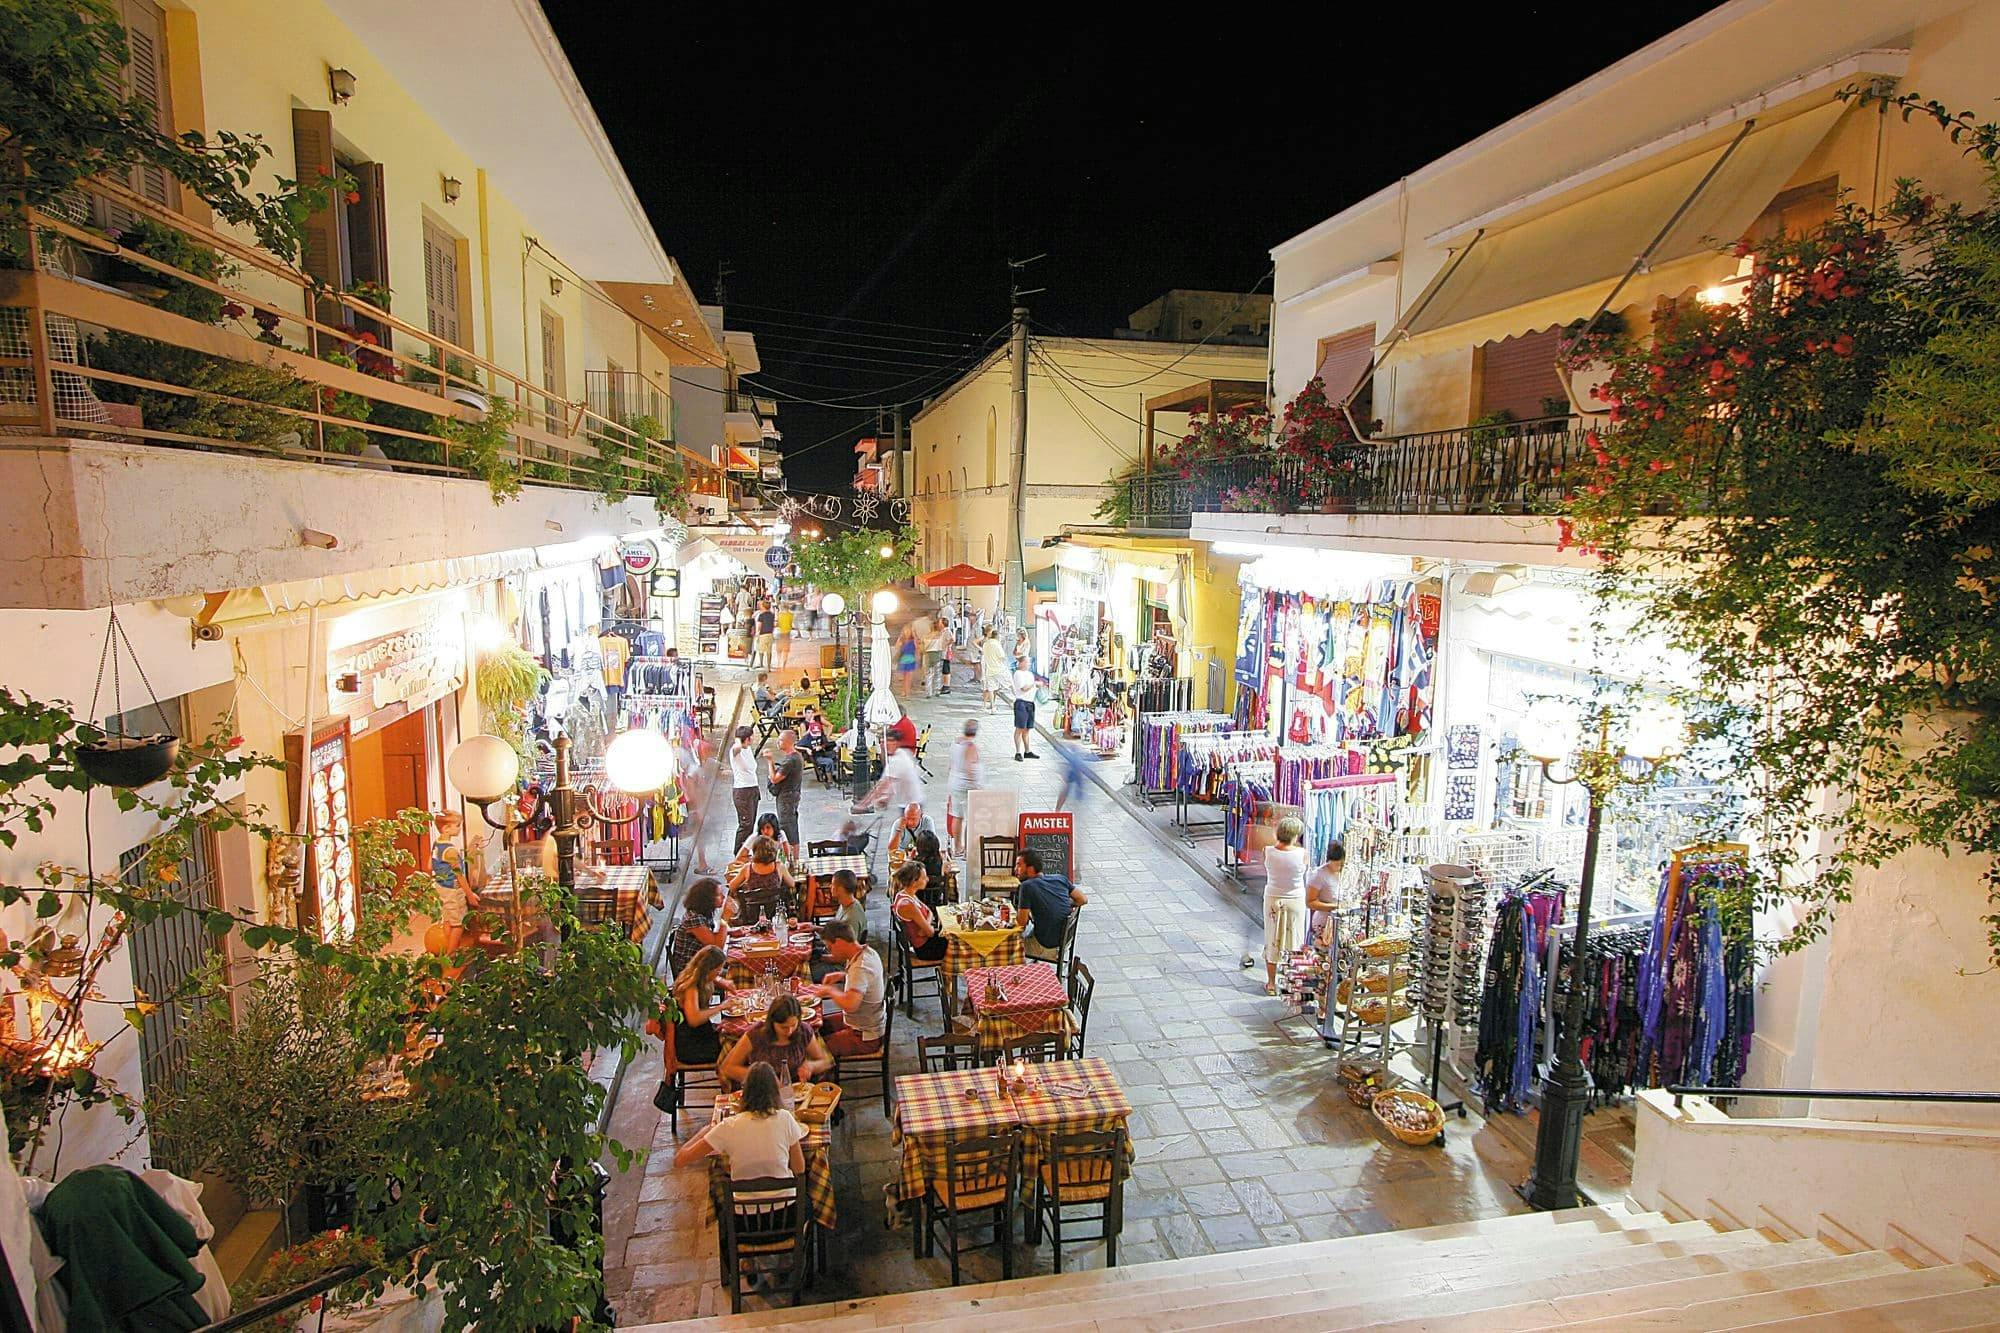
{"left": 842, "top": 946, "right": 887, "bottom": 1042}
{"left": 1013, "top": 667, "right": 1035, "bottom": 695}
{"left": 1264, "top": 844, "right": 1309, "bottom": 906}
{"left": 704, "top": 1108, "right": 806, "bottom": 1182}
{"left": 729, "top": 740, "right": 759, "bottom": 789}
{"left": 1307, "top": 861, "right": 1357, "bottom": 909}
{"left": 982, "top": 639, "right": 1006, "bottom": 676}
{"left": 947, "top": 736, "right": 984, "bottom": 792}
{"left": 882, "top": 747, "right": 923, "bottom": 810}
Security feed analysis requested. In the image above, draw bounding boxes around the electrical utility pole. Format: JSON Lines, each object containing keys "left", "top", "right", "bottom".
{"left": 1004, "top": 255, "right": 1045, "bottom": 626}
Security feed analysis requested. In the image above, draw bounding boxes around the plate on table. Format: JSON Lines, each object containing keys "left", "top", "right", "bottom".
{"left": 790, "top": 932, "right": 816, "bottom": 946}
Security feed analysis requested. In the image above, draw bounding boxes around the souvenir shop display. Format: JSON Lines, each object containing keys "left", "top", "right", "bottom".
{"left": 1232, "top": 578, "right": 1439, "bottom": 751}
{"left": 1551, "top": 919, "right": 1651, "bottom": 1106}
{"left": 698, "top": 593, "right": 725, "bottom": 656}
{"left": 1127, "top": 676, "right": 1199, "bottom": 790}
{"left": 1136, "top": 709, "right": 1232, "bottom": 802}
{"left": 1472, "top": 870, "right": 1566, "bottom": 1114}
{"left": 1638, "top": 845, "right": 1755, "bottom": 1091}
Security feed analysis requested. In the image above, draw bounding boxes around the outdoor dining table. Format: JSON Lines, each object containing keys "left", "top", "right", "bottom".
{"left": 722, "top": 925, "right": 816, "bottom": 985}
{"left": 936, "top": 906, "right": 1027, "bottom": 1012}
{"left": 713, "top": 982, "right": 827, "bottom": 1040}
{"left": 961, "top": 961, "right": 1072, "bottom": 1056}
{"left": 706, "top": 1088, "right": 839, "bottom": 1230}
{"left": 890, "top": 1056, "right": 1131, "bottom": 1207}
{"left": 800, "top": 852, "right": 871, "bottom": 920}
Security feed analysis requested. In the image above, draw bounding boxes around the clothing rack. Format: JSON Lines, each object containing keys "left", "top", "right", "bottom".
{"left": 1129, "top": 679, "right": 1202, "bottom": 794}
{"left": 1173, "top": 729, "right": 1274, "bottom": 832}
{"left": 1135, "top": 708, "right": 1231, "bottom": 803}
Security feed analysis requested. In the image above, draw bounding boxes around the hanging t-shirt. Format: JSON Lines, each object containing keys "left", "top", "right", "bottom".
{"left": 599, "top": 633, "right": 631, "bottom": 688}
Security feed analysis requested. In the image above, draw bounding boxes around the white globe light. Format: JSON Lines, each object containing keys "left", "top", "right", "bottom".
{"left": 447, "top": 734, "right": 519, "bottom": 802}
{"left": 879, "top": 544, "right": 895, "bottom": 559}
{"left": 820, "top": 592, "right": 846, "bottom": 617}
{"left": 1517, "top": 698, "right": 1580, "bottom": 765}
{"left": 604, "top": 728, "right": 675, "bottom": 793}
{"left": 871, "top": 589, "right": 899, "bottom": 616}
{"left": 1622, "top": 701, "right": 1688, "bottom": 763}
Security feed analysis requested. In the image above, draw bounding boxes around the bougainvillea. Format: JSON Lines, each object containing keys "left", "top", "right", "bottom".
{"left": 1564, "top": 92, "right": 2000, "bottom": 961}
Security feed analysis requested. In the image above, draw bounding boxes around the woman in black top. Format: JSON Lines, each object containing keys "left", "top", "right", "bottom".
{"left": 668, "top": 878, "right": 730, "bottom": 977}
{"left": 672, "top": 946, "right": 731, "bottom": 1065}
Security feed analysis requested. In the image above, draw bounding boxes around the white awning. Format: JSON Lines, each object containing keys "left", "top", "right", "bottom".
{"left": 1404, "top": 99, "right": 1849, "bottom": 338}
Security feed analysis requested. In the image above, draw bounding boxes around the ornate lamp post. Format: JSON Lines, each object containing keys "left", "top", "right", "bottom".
{"left": 845, "top": 587, "right": 899, "bottom": 802}
{"left": 1519, "top": 697, "right": 1686, "bottom": 1210}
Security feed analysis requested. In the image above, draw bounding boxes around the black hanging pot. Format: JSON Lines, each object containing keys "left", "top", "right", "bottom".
{"left": 76, "top": 734, "right": 179, "bottom": 789}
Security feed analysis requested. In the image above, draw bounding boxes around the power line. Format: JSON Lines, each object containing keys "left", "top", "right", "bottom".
{"left": 1024, "top": 272, "right": 1275, "bottom": 389}
{"left": 1041, "top": 366, "right": 1138, "bottom": 464}
{"left": 721, "top": 301, "right": 990, "bottom": 338}
{"left": 724, "top": 314, "right": 987, "bottom": 352}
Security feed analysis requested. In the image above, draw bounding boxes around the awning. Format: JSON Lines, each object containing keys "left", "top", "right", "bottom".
{"left": 1404, "top": 99, "right": 1848, "bottom": 339}
{"left": 1025, "top": 566, "right": 1059, "bottom": 593}
{"left": 920, "top": 563, "right": 1002, "bottom": 589}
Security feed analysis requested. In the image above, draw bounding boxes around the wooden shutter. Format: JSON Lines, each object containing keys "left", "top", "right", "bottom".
{"left": 349, "top": 162, "right": 389, "bottom": 288}
{"left": 121, "top": 0, "right": 175, "bottom": 207}
{"left": 1314, "top": 325, "right": 1375, "bottom": 405}
{"left": 291, "top": 109, "right": 339, "bottom": 288}
{"left": 1476, "top": 328, "right": 1564, "bottom": 421}
{"left": 422, "top": 218, "right": 462, "bottom": 346}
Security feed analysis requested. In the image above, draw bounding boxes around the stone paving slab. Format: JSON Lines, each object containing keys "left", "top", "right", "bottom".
{"left": 600, "top": 656, "right": 1560, "bottom": 1323}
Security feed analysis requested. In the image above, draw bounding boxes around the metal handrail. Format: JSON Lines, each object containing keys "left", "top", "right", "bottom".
{"left": 1667, "top": 1085, "right": 2000, "bottom": 1110}
{"left": 204, "top": 1260, "right": 386, "bottom": 1332}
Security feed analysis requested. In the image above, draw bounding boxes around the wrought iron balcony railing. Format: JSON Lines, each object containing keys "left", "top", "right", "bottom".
{"left": 1125, "top": 415, "right": 1593, "bottom": 527}
{"left": 0, "top": 176, "right": 725, "bottom": 501}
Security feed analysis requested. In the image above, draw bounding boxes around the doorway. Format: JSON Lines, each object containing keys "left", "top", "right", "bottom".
{"left": 349, "top": 708, "right": 431, "bottom": 875}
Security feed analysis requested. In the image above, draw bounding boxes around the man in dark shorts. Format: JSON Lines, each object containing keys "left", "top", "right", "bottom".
{"left": 1011, "top": 666, "right": 1039, "bottom": 760}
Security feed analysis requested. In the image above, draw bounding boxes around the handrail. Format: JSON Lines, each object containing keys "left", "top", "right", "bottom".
{"left": 204, "top": 1260, "right": 385, "bottom": 1333}
{"left": 1667, "top": 1085, "right": 2000, "bottom": 1110}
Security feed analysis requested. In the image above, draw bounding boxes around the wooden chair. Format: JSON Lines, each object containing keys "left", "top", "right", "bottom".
{"left": 892, "top": 912, "right": 944, "bottom": 1019}
{"left": 1052, "top": 904, "right": 1082, "bottom": 982}
{"left": 919, "top": 1130, "right": 1020, "bottom": 1285}
{"left": 716, "top": 1175, "right": 811, "bottom": 1312}
{"left": 994, "top": 1031, "right": 1065, "bottom": 1065}
{"left": 696, "top": 684, "right": 717, "bottom": 730}
{"left": 1066, "top": 960, "right": 1096, "bottom": 1061}
{"left": 917, "top": 1031, "right": 980, "bottom": 1074}
{"left": 658, "top": 1033, "right": 720, "bottom": 1138}
{"left": 1028, "top": 1129, "right": 1125, "bottom": 1273}
{"left": 831, "top": 971, "right": 899, "bottom": 1116}
{"left": 978, "top": 837, "right": 1019, "bottom": 901}
{"left": 806, "top": 838, "right": 845, "bottom": 860}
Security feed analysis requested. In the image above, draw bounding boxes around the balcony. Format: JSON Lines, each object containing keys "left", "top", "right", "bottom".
{"left": 1125, "top": 415, "right": 1592, "bottom": 528}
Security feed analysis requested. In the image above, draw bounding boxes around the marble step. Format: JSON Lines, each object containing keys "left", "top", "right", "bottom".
{"left": 1536, "top": 1263, "right": 1996, "bottom": 1331}
{"left": 1725, "top": 1280, "right": 2000, "bottom": 1330}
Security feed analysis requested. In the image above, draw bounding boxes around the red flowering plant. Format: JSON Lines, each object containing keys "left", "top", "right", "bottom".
{"left": 1563, "top": 88, "right": 2000, "bottom": 963}
{"left": 1275, "top": 375, "right": 1373, "bottom": 502}
{"left": 1158, "top": 401, "right": 1271, "bottom": 479}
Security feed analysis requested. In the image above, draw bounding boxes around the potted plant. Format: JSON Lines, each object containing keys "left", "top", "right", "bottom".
{"left": 1558, "top": 310, "right": 1628, "bottom": 412}
{"left": 75, "top": 731, "right": 179, "bottom": 787}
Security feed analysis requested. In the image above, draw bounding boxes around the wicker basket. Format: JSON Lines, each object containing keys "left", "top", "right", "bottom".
{"left": 1359, "top": 967, "right": 1409, "bottom": 995}
{"left": 1372, "top": 1088, "right": 1445, "bottom": 1145}
{"left": 1339, "top": 1061, "right": 1395, "bottom": 1107}
{"left": 1356, "top": 933, "right": 1412, "bottom": 959}
{"left": 1348, "top": 995, "right": 1415, "bottom": 1026}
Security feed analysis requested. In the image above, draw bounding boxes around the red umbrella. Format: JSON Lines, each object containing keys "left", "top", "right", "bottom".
{"left": 919, "top": 563, "right": 1002, "bottom": 588}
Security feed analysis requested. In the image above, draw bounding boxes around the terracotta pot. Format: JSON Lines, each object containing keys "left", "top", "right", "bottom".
{"left": 76, "top": 734, "right": 178, "bottom": 789}
{"left": 1320, "top": 497, "right": 1356, "bottom": 515}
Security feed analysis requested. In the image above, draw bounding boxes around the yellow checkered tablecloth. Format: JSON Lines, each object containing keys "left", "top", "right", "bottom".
{"left": 936, "top": 907, "right": 1027, "bottom": 1004}
{"left": 707, "top": 1091, "right": 838, "bottom": 1229}
{"left": 890, "top": 1057, "right": 1130, "bottom": 1203}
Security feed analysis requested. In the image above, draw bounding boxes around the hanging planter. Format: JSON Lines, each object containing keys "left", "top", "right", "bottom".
{"left": 78, "top": 607, "right": 181, "bottom": 789}
{"left": 76, "top": 732, "right": 180, "bottom": 788}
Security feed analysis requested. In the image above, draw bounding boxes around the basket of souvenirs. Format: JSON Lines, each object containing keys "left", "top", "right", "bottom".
{"left": 1372, "top": 1087, "right": 1445, "bottom": 1146}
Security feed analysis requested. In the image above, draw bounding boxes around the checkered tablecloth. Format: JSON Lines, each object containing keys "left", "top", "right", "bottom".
{"left": 938, "top": 910, "right": 1027, "bottom": 1004}
{"left": 890, "top": 1057, "right": 1130, "bottom": 1203}
{"left": 963, "top": 962, "right": 1072, "bottom": 1054}
{"left": 802, "top": 854, "right": 869, "bottom": 879}
{"left": 707, "top": 1092, "right": 838, "bottom": 1228}
{"left": 715, "top": 992, "right": 827, "bottom": 1040}
{"left": 723, "top": 930, "right": 815, "bottom": 984}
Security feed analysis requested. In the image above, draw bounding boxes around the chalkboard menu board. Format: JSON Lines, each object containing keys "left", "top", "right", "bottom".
{"left": 1017, "top": 811, "right": 1074, "bottom": 881}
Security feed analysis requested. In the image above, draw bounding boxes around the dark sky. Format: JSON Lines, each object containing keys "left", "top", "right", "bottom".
{"left": 542, "top": 2, "right": 1719, "bottom": 493}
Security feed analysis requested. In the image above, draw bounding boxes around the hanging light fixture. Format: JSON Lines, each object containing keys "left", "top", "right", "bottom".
{"left": 327, "top": 66, "right": 357, "bottom": 104}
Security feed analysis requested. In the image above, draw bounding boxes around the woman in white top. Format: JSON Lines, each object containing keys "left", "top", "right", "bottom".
{"left": 1262, "top": 815, "right": 1310, "bottom": 995}
{"left": 981, "top": 630, "right": 1007, "bottom": 708}
{"left": 1305, "top": 840, "right": 1357, "bottom": 948}
{"left": 673, "top": 1062, "right": 806, "bottom": 1183}
{"left": 944, "top": 718, "right": 985, "bottom": 854}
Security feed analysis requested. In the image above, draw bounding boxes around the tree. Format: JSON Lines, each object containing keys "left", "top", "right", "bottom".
{"left": 1563, "top": 90, "right": 2000, "bottom": 961}
{"left": 790, "top": 526, "right": 917, "bottom": 605}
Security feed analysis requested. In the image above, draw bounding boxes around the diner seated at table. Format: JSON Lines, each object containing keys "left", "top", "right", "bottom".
{"left": 886, "top": 802, "right": 937, "bottom": 859}
{"left": 671, "top": 945, "right": 733, "bottom": 1067}
{"left": 1014, "top": 847, "right": 1087, "bottom": 963}
{"left": 672, "top": 1062, "right": 805, "bottom": 1180}
{"left": 729, "top": 837, "right": 797, "bottom": 921}
{"left": 812, "top": 920, "right": 887, "bottom": 1057}
{"left": 720, "top": 994, "right": 834, "bottom": 1090}
{"left": 670, "top": 877, "right": 735, "bottom": 976}
{"left": 829, "top": 870, "right": 867, "bottom": 945}
{"left": 890, "top": 861, "right": 948, "bottom": 962}
{"left": 734, "top": 812, "right": 797, "bottom": 865}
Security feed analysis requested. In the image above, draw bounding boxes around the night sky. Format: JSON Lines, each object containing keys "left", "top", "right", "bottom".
{"left": 542, "top": 2, "right": 1720, "bottom": 493}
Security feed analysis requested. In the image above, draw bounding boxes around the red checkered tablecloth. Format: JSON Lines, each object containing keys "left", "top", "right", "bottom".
{"left": 890, "top": 1057, "right": 1130, "bottom": 1203}
{"left": 963, "top": 962, "right": 1071, "bottom": 1052}
{"left": 938, "top": 911, "right": 1027, "bottom": 1013}
{"left": 723, "top": 929, "right": 815, "bottom": 984}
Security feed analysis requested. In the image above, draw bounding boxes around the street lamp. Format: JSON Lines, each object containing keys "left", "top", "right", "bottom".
{"left": 1519, "top": 697, "right": 1686, "bottom": 1211}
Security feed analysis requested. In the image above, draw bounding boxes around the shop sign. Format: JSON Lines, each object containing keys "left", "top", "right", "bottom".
{"left": 709, "top": 533, "right": 774, "bottom": 565}
{"left": 650, "top": 568, "right": 682, "bottom": 598}
{"left": 764, "top": 543, "right": 792, "bottom": 571}
{"left": 619, "top": 539, "right": 660, "bottom": 576}
{"left": 327, "top": 614, "right": 465, "bottom": 723}
{"left": 1017, "top": 811, "right": 1074, "bottom": 881}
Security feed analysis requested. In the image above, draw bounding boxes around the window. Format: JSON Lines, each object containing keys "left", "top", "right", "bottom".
{"left": 606, "top": 358, "right": 628, "bottom": 423}
{"left": 421, "top": 216, "right": 468, "bottom": 349}
{"left": 123, "top": 827, "right": 221, "bottom": 1170}
{"left": 1315, "top": 325, "right": 1375, "bottom": 419}
{"left": 1746, "top": 177, "right": 1838, "bottom": 247}
{"left": 1475, "top": 328, "right": 1565, "bottom": 422}
{"left": 92, "top": 0, "right": 179, "bottom": 231}
{"left": 540, "top": 308, "right": 566, "bottom": 433}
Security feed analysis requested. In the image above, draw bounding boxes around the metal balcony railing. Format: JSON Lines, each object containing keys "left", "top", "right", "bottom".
{"left": 0, "top": 176, "right": 725, "bottom": 501}
{"left": 1125, "top": 415, "right": 1594, "bottom": 527}
{"left": 584, "top": 368, "right": 669, "bottom": 435}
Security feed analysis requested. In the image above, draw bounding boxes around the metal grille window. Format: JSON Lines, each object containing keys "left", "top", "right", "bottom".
{"left": 123, "top": 828, "right": 221, "bottom": 1167}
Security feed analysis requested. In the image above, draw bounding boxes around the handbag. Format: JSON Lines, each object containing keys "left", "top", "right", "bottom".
{"left": 653, "top": 1081, "right": 680, "bottom": 1113}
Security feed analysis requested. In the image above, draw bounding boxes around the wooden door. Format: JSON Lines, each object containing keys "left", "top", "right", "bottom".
{"left": 351, "top": 710, "right": 431, "bottom": 877}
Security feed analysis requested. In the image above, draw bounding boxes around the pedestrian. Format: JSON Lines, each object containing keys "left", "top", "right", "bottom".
{"left": 895, "top": 626, "right": 919, "bottom": 695}
{"left": 861, "top": 731, "right": 924, "bottom": 813}
{"left": 1011, "top": 628, "right": 1032, "bottom": 678}
{"left": 751, "top": 599, "right": 777, "bottom": 668}
{"left": 1262, "top": 816, "right": 1309, "bottom": 996}
{"left": 767, "top": 728, "right": 804, "bottom": 849}
{"left": 945, "top": 718, "right": 984, "bottom": 855}
{"left": 1012, "top": 664, "right": 1039, "bottom": 760}
{"left": 775, "top": 601, "right": 795, "bottom": 665}
{"left": 981, "top": 629, "right": 1006, "bottom": 709}
{"left": 728, "top": 724, "right": 761, "bottom": 852}
{"left": 1053, "top": 735, "right": 1090, "bottom": 810}
{"left": 922, "top": 621, "right": 945, "bottom": 698}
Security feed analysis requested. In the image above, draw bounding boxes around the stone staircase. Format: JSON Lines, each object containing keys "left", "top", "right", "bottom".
{"left": 624, "top": 1202, "right": 2000, "bottom": 1331}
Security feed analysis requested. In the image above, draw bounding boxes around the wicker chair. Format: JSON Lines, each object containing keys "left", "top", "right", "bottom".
{"left": 917, "top": 1031, "right": 981, "bottom": 1073}
{"left": 716, "top": 1175, "right": 811, "bottom": 1312}
{"left": 919, "top": 1129, "right": 1021, "bottom": 1284}
{"left": 831, "top": 972, "right": 900, "bottom": 1116}
{"left": 1028, "top": 1129, "right": 1125, "bottom": 1273}
{"left": 978, "top": 836, "right": 1019, "bottom": 901}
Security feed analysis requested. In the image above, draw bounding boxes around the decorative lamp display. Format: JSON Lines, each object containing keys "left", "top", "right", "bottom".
{"left": 76, "top": 608, "right": 179, "bottom": 789}
{"left": 603, "top": 727, "right": 675, "bottom": 794}
{"left": 878, "top": 544, "right": 895, "bottom": 559}
{"left": 440, "top": 174, "right": 462, "bottom": 204}
{"left": 870, "top": 589, "right": 899, "bottom": 616}
{"left": 1517, "top": 697, "right": 1580, "bottom": 765}
{"left": 447, "top": 734, "right": 520, "bottom": 803}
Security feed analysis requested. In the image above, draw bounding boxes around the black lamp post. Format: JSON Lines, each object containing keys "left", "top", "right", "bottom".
{"left": 1519, "top": 700, "right": 1683, "bottom": 1210}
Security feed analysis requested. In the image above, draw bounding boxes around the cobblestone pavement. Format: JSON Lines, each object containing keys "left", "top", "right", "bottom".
{"left": 601, "top": 659, "right": 1544, "bottom": 1325}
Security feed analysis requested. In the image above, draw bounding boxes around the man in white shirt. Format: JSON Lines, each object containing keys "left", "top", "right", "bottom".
{"left": 813, "top": 920, "right": 886, "bottom": 1055}
{"left": 1011, "top": 666, "right": 1040, "bottom": 760}
{"left": 728, "top": 724, "right": 762, "bottom": 852}
{"left": 861, "top": 732, "right": 925, "bottom": 813}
